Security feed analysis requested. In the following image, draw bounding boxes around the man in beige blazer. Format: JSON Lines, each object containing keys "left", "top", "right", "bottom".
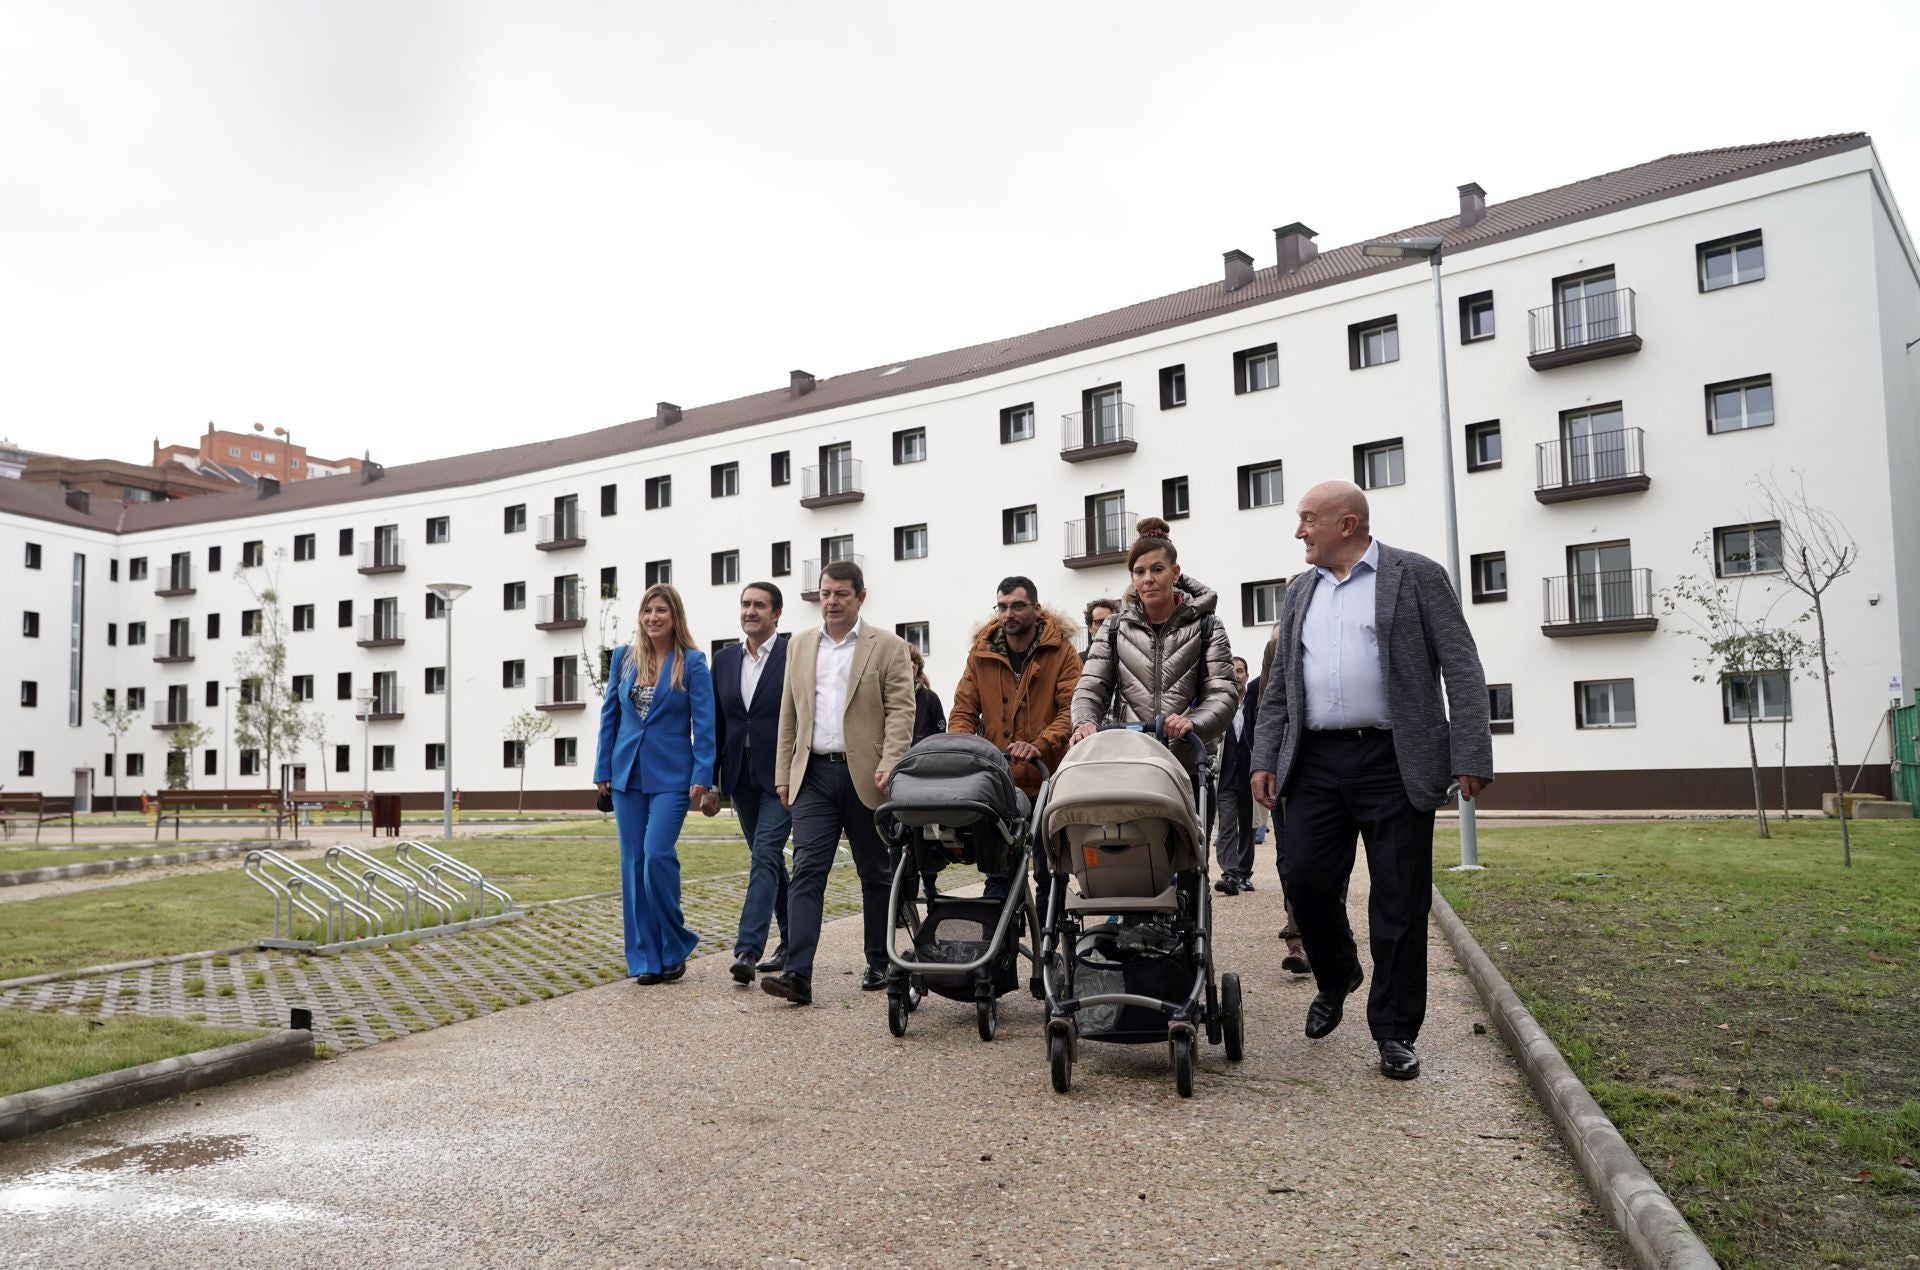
{"left": 760, "top": 560, "right": 916, "bottom": 1006}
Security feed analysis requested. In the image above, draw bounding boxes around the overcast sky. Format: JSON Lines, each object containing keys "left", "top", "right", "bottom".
{"left": 2, "top": 0, "right": 1915, "bottom": 468}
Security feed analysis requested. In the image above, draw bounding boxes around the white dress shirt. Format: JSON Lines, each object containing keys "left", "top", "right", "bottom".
{"left": 1302, "top": 539, "right": 1390, "bottom": 731}
{"left": 810, "top": 621, "right": 861, "bottom": 753}
{"left": 739, "top": 636, "right": 775, "bottom": 706}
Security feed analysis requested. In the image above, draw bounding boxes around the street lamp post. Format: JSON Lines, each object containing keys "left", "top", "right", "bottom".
{"left": 355, "top": 689, "right": 373, "bottom": 806}
{"left": 1361, "top": 234, "right": 1482, "bottom": 870}
{"left": 426, "top": 583, "right": 472, "bottom": 841}
{"left": 222, "top": 683, "right": 238, "bottom": 789}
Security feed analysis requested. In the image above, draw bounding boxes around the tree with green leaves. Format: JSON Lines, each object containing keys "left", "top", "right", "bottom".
{"left": 306, "top": 709, "right": 331, "bottom": 792}
{"left": 504, "top": 710, "right": 555, "bottom": 812}
{"left": 165, "top": 721, "right": 213, "bottom": 789}
{"left": 91, "top": 691, "right": 138, "bottom": 815}
{"left": 231, "top": 552, "right": 307, "bottom": 791}
{"left": 582, "top": 592, "right": 625, "bottom": 698}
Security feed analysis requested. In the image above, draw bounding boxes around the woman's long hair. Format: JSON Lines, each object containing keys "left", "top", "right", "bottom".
{"left": 625, "top": 584, "right": 697, "bottom": 692}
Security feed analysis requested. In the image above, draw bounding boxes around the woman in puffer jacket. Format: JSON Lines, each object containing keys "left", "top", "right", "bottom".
{"left": 1069, "top": 517, "right": 1240, "bottom": 751}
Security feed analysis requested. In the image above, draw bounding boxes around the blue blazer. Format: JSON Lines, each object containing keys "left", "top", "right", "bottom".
{"left": 592, "top": 645, "right": 717, "bottom": 795}
{"left": 711, "top": 634, "right": 788, "bottom": 796}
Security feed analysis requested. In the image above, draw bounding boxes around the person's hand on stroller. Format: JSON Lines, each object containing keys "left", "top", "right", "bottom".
{"left": 1161, "top": 712, "right": 1194, "bottom": 742}
{"left": 1068, "top": 722, "right": 1097, "bottom": 748}
{"left": 1007, "top": 741, "right": 1040, "bottom": 763}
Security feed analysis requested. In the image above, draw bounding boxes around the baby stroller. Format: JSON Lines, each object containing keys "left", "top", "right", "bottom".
{"left": 875, "top": 734, "right": 1045, "bottom": 1042}
{"left": 1036, "top": 723, "right": 1244, "bottom": 1097}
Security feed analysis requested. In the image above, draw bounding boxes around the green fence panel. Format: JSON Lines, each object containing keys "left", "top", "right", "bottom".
{"left": 1895, "top": 703, "right": 1919, "bottom": 808}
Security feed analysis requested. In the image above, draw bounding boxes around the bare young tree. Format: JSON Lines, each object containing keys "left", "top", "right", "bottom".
{"left": 1760, "top": 626, "right": 1815, "bottom": 820}
{"left": 503, "top": 710, "right": 556, "bottom": 812}
{"left": 582, "top": 591, "right": 625, "bottom": 698}
{"left": 1754, "top": 471, "right": 1859, "bottom": 866}
{"left": 91, "top": 691, "right": 138, "bottom": 816}
{"left": 307, "top": 710, "right": 332, "bottom": 792}
{"left": 232, "top": 552, "right": 307, "bottom": 791}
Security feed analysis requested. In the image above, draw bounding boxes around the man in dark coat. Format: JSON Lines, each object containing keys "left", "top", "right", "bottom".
{"left": 710, "top": 582, "right": 792, "bottom": 984}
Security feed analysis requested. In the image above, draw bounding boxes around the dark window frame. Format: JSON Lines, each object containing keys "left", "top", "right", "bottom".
{"left": 1705, "top": 375, "right": 1775, "bottom": 435}
{"left": 1161, "top": 476, "right": 1190, "bottom": 521}
{"left": 645, "top": 475, "right": 672, "bottom": 510}
{"left": 998, "top": 402, "right": 1036, "bottom": 445}
{"left": 1696, "top": 229, "right": 1765, "bottom": 292}
{"left": 1158, "top": 364, "right": 1187, "bottom": 409}
{"left": 771, "top": 541, "right": 791, "bottom": 576}
{"left": 1488, "top": 684, "right": 1514, "bottom": 734}
{"left": 1232, "top": 343, "right": 1279, "bottom": 395}
{"left": 1458, "top": 291, "right": 1495, "bottom": 344}
{"left": 1236, "top": 461, "right": 1284, "bottom": 510}
{"left": 1001, "top": 505, "right": 1039, "bottom": 545}
{"left": 1470, "top": 551, "right": 1508, "bottom": 603}
{"left": 770, "top": 451, "right": 791, "bottom": 487}
{"left": 893, "top": 524, "right": 929, "bottom": 561}
{"left": 1353, "top": 438, "right": 1407, "bottom": 490}
{"left": 891, "top": 427, "right": 927, "bottom": 466}
{"left": 1347, "top": 315, "right": 1400, "bottom": 370}
{"left": 1240, "top": 578, "right": 1287, "bottom": 627}
{"left": 709, "top": 463, "right": 739, "bottom": 499}
{"left": 1712, "top": 522, "right": 1784, "bottom": 578}
{"left": 1465, "top": 421, "right": 1502, "bottom": 473}
{"left": 600, "top": 483, "right": 618, "bottom": 517}
{"left": 504, "top": 503, "right": 527, "bottom": 533}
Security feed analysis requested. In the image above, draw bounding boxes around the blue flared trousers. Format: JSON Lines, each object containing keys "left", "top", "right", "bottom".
{"left": 612, "top": 789, "right": 700, "bottom": 976}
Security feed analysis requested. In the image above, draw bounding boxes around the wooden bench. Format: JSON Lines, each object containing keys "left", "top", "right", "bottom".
{"left": 153, "top": 789, "right": 290, "bottom": 839}
{"left": 0, "top": 792, "right": 76, "bottom": 843}
{"left": 286, "top": 792, "right": 371, "bottom": 828}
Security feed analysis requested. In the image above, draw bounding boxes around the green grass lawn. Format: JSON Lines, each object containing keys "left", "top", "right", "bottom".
{"left": 0, "top": 834, "right": 753, "bottom": 981}
{"left": 1436, "top": 820, "right": 1920, "bottom": 1270}
{"left": 0, "top": 1011, "right": 265, "bottom": 1098}
{"left": 0, "top": 842, "right": 256, "bottom": 872}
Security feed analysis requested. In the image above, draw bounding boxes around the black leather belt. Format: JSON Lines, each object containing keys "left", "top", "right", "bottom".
{"left": 815, "top": 751, "right": 848, "bottom": 763}
{"left": 1309, "top": 727, "right": 1391, "bottom": 742}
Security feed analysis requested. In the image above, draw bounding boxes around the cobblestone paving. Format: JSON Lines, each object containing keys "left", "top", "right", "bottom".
{"left": 0, "top": 861, "right": 933, "bottom": 1054}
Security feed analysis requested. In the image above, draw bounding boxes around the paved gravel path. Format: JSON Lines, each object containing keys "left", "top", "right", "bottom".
{"left": 0, "top": 864, "right": 1627, "bottom": 1267}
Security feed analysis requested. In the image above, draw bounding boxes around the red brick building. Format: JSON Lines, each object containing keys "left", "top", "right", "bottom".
{"left": 153, "top": 423, "right": 363, "bottom": 484}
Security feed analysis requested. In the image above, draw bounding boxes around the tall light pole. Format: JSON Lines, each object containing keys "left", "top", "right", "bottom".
{"left": 223, "top": 683, "right": 238, "bottom": 789}
{"left": 355, "top": 689, "right": 373, "bottom": 805}
{"left": 1361, "top": 234, "right": 1481, "bottom": 870}
{"left": 426, "top": 583, "right": 471, "bottom": 841}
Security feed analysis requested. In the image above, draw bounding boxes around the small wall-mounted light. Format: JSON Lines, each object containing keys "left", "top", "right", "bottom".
{"left": 1868, "top": 593, "right": 1882, "bottom": 606}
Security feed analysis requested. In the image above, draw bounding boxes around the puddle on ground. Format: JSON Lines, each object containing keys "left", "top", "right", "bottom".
{"left": 72, "top": 1133, "right": 255, "bottom": 1175}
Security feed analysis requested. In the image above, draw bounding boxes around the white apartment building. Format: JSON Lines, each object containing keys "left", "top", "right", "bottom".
{"left": 4, "top": 134, "right": 1916, "bottom": 811}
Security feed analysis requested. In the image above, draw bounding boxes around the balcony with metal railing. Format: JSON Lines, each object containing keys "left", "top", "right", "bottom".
{"left": 151, "top": 701, "right": 193, "bottom": 730}
{"left": 155, "top": 562, "right": 195, "bottom": 597}
{"left": 152, "top": 631, "right": 194, "bottom": 663}
{"left": 354, "top": 686, "right": 405, "bottom": 721}
{"left": 535, "top": 673, "right": 586, "bottom": 711}
{"left": 536, "top": 582, "right": 586, "bottom": 631}
{"left": 1534, "top": 428, "right": 1651, "bottom": 503}
{"left": 1059, "top": 402, "right": 1136, "bottom": 462}
{"left": 1527, "top": 288, "right": 1642, "bottom": 370}
{"left": 537, "top": 503, "right": 586, "bottom": 551}
{"left": 356, "top": 612, "right": 405, "bottom": 648}
{"left": 357, "top": 537, "right": 405, "bottom": 574}
{"left": 1541, "top": 568, "right": 1658, "bottom": 637}
{"left": 799, "top": 554, "right": 866, "bottom": 602}
{"left": 800, "top": 459, "right": 864, "bottom": 508}
{"left": 1063, "top": 509, "right": 1133, "bottom": 570}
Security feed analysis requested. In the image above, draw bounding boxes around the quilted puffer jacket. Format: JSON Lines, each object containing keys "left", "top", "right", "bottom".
{"left": 1069, "top": 575, "right": 1240, "bottom": 743}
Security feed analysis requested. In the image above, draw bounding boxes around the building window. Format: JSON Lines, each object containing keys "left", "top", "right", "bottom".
{"left": 241, "top": 541, "right": 264, "bottom": 568}
{"left": 893, "top": 428, "right": 927, "bottom": 465}
{"left": 426, "top": 516, "right": 450, "bottom": 544}
{"left": 1158, "top": 364, "right": 1187, "bottom": 409}
{"left": 1349, "top": 317, "right": 1399, "bottom": 369}
{"left": 127, "top": 687, "right": 147, "bottom": 711}
{"left": 1234, "top": 343, "right": 1279, "bottom": 394}
{"left": 503, "top": 659, "right": 525, "bottom": 688}
{"left": 1698, "top": 231, "right": 1764, "bottom": 291}
{"left": 17, "top": 751, "right": 32, "bottom": 777}
{"left": 1238, "top": 461, "right": 1284, "bottom": 509}
{"left": 771, "top": 451, "right": 791, "bottom": 486}
{"left": 293, "top": 533, "right": 315, "bottom": 561}
{"left": 1576, "top": 679, "right": 1636, "bottom": 729}
{"left": 1000, "top": 403, "right": 1036, "bottom": 444}
{"left": 503, "top": 740, "right": 525, "bottom": 769}
{"left": 1162, "top": 476, "right": 1190, "bottom": 520}
{"left": 335, "top": 744, "right": 350, "bottom": 773}
{"left": 204, "top": 612, "right": 221, "bottom": 639}
{"left": 1003, "top": 506, "right": 1039, "bottom": 544}
{"left": 24, "top": 543, "right": 42, "bottom": 569}
{"left": 129, "top": 557, "right": 149, "bottom": 581}
{"left": 821, "top": 534, "right": 855, "bottom": 565}
{"left": 646, "top": 559, "right": 672, "bottom": 587}
{"left": 1241, "top": 579, "right": 1286, "bottom": 627}
{"left": 23, "top": 612, "right": 41, "bottom": 638}
{"left": 292, "top": 604, "right": 315, "bottom": 632}
{"left": 291, "top": 675, "right": 314, "bottom": 703}
{"left": 228, "top": 446, "right": 240, "bottom": 457}
{"left": 1488, "top": 684, "right": 1514, "bottom": 733}
{"left": 336, "top": 672, "right": 351, "bottom": 700}
{"left": 1354, "top": 439, "right": 1406, "bottom": 490}
{"left": 1459, "top": 291, "right": 1495, "bottom": 343}
{"left": 1553, "top": 270, "right": 1621, "bottom": 346}
{"left": 496, "top": 580, "right": 523, "bottom": 611}
{"left": 1706, "top": 376, "right": 1774, "bottom": 434}
{"left": 209, "top": 545, "right": 222, "bottom": 572}
{"left": 894, "top": 524, "right": 929, "bottom": 561}
{"left": 338, "top": 528, "right": 353, "bottom": 555}
{"left": 504, "top": 504, "right": 526, "bottom": 533}
{"left": 1465, "top": 421, "right": 1502, "bottom": 472}
{"left": 20, "top": 681, "right": 37, "bottom": 707}
{"left": 425, "top": 592, "right": 446, "bottom": 620}
{"left": 372, "top": 745, "right": 395, "bottom": 773}
{"left": 1471, "top": 552, "right": 1508, "bottom": 602}
{"left": 124, "top": 752, "right": 145, "bottom": 778}
{"left": 600, "top": 566, "right": 617, "bottom": 600}
{"left": 600, "top": 483, "right": 618, "bottom": 516}
{"left": 710, "top": 463, "right": 739, "bottom": 498}
{"left": 127, "top": 619, "right": 145, "bottom": 644}
{"left": 424, "top": 743, "right": 445, "bottom": 772}
{"left": 896, "top": 622, "right": 930, "bottom": 655}
{"left": 1724, "top": 671, "right": 1791, "bottom": 723}
{"left": 711, "top": 550, "right": 741, "bottom": 586}
{"left": 425, "top": 666, "right": 446, "bottom": 695}
{"left": 554, "top": 737, "right": 577, "bottom": 767}
{"left": 240, "top": 610, "right": 263, "bottom": 637}
{"left": 646, "top": 475, "right": 672, "bottom": 509}
{"left": 107, "top": 622, "right": 117, "bottom": 646}
{"left": 772, "top": 542, "right": 791, "bottom": 576}
{"left": 1714, "top": 523, "right": 1783, "bottom": 577}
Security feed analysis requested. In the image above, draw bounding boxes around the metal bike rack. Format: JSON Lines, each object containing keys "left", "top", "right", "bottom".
{"left": 245, "top": 849, "right": 384, "bottom": 948}
{"left": 322, "top": 845, "right": 455, "bottom": 932}
{"left": 391, "top": 840, "right": 514, "bottom": 919}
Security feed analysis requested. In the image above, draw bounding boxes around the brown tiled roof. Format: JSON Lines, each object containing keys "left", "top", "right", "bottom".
{"left": 8, "top": 134, "right": 1871, "bottom": 535}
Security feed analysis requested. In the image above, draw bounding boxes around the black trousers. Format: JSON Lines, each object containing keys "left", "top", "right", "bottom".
{"left": 1279, "top": 729, "right": 1435, "bottom": 1042}
{"left": 784, "top": 758, "right": 892, "bottom": 981}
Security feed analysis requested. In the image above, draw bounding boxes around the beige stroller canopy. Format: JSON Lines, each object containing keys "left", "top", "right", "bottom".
{"left": 1041, "top": 729, "right": 1202, "bottom": 857}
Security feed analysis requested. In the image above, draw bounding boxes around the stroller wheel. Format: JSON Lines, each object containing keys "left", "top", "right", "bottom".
{"left": 1221, "top": 972, "right": 1245, "bottom": 1063}
{"left": 1170, "top": 1031, "right": 1195, "bottom": 1099}
{"left": 906, "top": 975, "right": 926, "bottom": 1012}
{"left": 887, "top": 991, "right": 909, "bottom": 1038}
{"left": 1048, "top": 1029, "right": 1072, "bottom": 1094}
{"left": 976, "top": 996, "right": 998, "bottom": 1042}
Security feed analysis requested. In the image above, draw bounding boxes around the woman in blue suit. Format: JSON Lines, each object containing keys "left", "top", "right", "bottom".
{"left": 593, "top": 584, "right": 716, "bottom": 985}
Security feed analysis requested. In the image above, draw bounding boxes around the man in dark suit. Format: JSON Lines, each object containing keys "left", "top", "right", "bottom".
{"left": 710, "top": 582, "right": 792, "bottom": 984}
{"left": 1251, "top": 481, "right": 1492, "bottom": 1081}
{"left": 1212, "top": 657, "right": 1257, "bottom": 895}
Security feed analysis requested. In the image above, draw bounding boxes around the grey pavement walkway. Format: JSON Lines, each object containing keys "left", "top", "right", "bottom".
{"left": 0, "top": 863, "right": 1628, "bottom": 1268}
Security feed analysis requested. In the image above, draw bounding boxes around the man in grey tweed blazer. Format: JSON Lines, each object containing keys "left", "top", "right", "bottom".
{"left": 1251, "top": 480, "right": 1492, "bottom": 1081}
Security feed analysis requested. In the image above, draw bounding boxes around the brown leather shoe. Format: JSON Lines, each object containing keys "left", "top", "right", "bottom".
{"left": 1281, "top": 936, "right": 1311, "bottom": 975}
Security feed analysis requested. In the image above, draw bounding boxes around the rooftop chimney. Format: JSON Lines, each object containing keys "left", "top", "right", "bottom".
{"left": 657, "top": 401, "right": 682, "bottom": 427}
{"left": 359, "top": 461, "right": 384, "bottom": 484}
{"left": 64, "top": 489, "right": 90, "bottom": 514}
{"left": 1274, "top": 223, "right": 1318, "bottom": 275}
{"left": 1222, "top": 249, "right": 1255, "bottom": 294}
{"left": 256, "top": 477, "right": 280, "bottom": 499}
{"left": 1458, "top": 182, "right": 1487, "bottom": 230}
{"left": 789, "top": 370, "right": 816, "bottom": 399}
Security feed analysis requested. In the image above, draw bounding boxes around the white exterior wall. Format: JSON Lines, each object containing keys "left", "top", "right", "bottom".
{"left": 3, "top": 145, "right": 1916, "bottom": 808}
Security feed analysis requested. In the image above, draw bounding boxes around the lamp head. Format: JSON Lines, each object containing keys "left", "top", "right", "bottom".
{"left": 426, "top": 582, "right": 472, "bottom": 604}
{"left": 1361, "top": 236, "right": 1446, "bottom": 260}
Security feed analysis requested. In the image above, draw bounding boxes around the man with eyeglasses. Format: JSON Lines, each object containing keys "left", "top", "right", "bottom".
{"left": 950, "top": 576, "right": 1081, "bottom": 909}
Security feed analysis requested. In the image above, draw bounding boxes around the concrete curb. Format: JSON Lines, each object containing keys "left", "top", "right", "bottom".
{"left": 1431, "top": 887, "right": 1719, "bottom": 1270}
{"left": 0, "top": 841, "right": 285, "bottom": 888}
{"left": 0, "top": 1029, "right": 313, "bottom": 1143}
{"left": 0, "top": 945, "right": 260, "bottom": 993}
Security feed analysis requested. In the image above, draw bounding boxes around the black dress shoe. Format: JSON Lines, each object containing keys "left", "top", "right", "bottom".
{"left": 659, "top": 962, "right": 686, "bottom": 984}
{"left": 1304, "top": 966, "right": 1365, "bottom": 1039}
{"left": 760, "top": 972, "right": 812, "bottom": 1005}
{"left": 1213, "top": 876, "right": 1240, "bottom": 896}
{"left": 634, "top": 972, "right": 663, "bottom": 986}
{"left": 859, "top": 967, "right": 888, "bottom": 991}
{"left": 730, "top": 952, "right": 756, "bottom": 984}
{"left": 1238, "top": 877, "right": 1256, "bottom": 892}
{"left": 756, "top": 946, "right": 787, "bottom": 974}
{"left": 1379, "top": 1038, "right": 1421, "bottom": 1080}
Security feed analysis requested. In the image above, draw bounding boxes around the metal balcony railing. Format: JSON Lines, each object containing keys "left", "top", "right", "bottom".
{"left": 356, "top": 686, "right": 405, "bottom": 718}
{"left": 1542, "top": 569, "right": 1656, "bottom": 630}
{"left": 536, "top": 673, "right": 584, "bottom": 709}
{"left": 358, "top": 538, "right": 405, "bottom": 572}
{"left": 357, "top": 612, "right": 404, "bottom": 644}
{"left": 1060, "top": 401, "right": 1135, "bottom": 457}
{"left": 799, "top": 554, "right": 866, "bottom": 600}
{"left": 538, "top": 583, "right": 585, "bottom": 626}
{"left": 156, "top": 562, "right": 194, "bottom": 594}
{"left": 1535, "top": 427, "right": 1648, "bottom": 496}
{"left": 1528, "top": 288, "right": 1639, "bottom": 358}
{"left": 1064, "top": 509, "right": 1133, "bottom": 565}
{"left": 153, "top": 631, "right": 194, "bottom": 662}
{"left": 800, "top": 459, "right": 863, "bottom": 503}
{"left": 538, "top": 503, "right": 584, "bottom": 548}
{"left": 151, "top": 701, "right": 193, "bottom": 728}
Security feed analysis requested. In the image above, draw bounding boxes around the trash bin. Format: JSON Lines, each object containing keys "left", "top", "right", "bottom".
{"left": 372, "top": 793, "right": 403, "bottom": 837}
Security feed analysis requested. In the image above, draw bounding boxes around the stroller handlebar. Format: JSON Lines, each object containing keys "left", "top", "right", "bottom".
{"left": 1096, "top": 716, "right": 1211, "bottom": 772}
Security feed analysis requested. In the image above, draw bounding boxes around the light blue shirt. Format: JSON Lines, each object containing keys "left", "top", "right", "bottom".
{"left": 1302, "top": 538, "right": 1389, "bottom": 731}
